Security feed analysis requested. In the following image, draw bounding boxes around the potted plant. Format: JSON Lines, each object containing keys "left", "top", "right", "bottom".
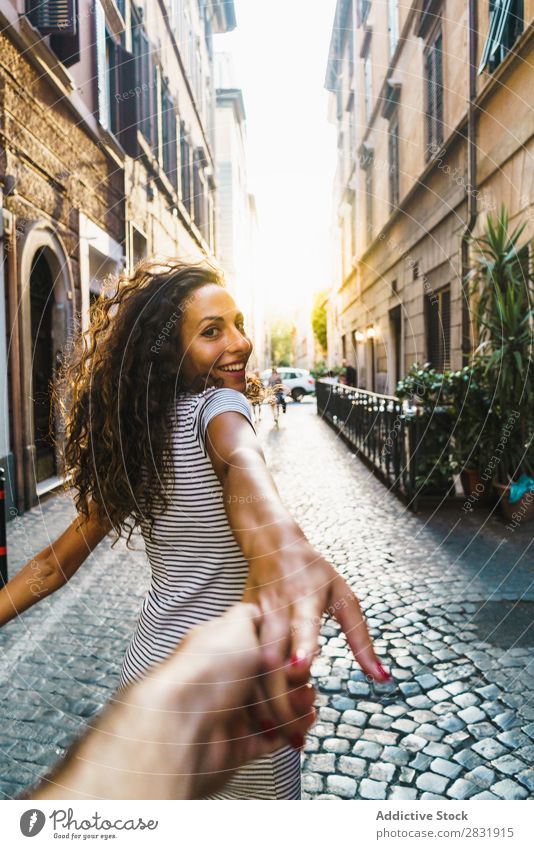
{"left": 396, "top": 364, "right": 457, "bottom": 497}
{"left": 448, "top": 361, "right": 497, "bottom": 504}
{"left": 466, "top": 206, "right": 534, "bottom": 521}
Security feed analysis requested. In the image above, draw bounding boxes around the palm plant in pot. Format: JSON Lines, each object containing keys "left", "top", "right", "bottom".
{"left": 466, "top": 206, "right": 534, "bottom": 521}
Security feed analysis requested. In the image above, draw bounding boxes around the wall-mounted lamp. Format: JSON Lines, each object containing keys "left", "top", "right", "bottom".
{"left": 366, "top": 326, "right": 377, "bottom": 339}
{"left": 355, "top": 330, "right": 365, "bottom": 342}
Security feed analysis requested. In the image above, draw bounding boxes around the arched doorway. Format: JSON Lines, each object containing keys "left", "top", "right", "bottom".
{"left": 30, "top": 251, "right": 58, "bottom": 483}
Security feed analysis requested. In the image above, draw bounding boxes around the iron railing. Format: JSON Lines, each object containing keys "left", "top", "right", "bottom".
{"left": 316, "top": 380, "right": 424, "bottom": 508}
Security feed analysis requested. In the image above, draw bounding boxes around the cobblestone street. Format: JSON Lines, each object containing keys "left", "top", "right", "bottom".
{"left": 1, "top": 398, "right": 534, "bottom": 800}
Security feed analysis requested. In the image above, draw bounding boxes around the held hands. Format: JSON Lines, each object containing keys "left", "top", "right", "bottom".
{"left": 243, "top": 540, "right": 390, "bottom": 740}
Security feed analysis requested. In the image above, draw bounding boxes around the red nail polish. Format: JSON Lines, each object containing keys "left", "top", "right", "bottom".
{"left": 375, "top": 662, "right": 391, "bottom": 682}
{"left": 289, "top": 732, "right": 305, "bottom": 750}
{"left": 291, "top": 651, "right": 308, "bottom": 667}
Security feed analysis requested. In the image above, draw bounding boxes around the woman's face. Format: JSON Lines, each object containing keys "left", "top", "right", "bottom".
{"left": 179, "top": 284, "right": 252, "bottom": 393}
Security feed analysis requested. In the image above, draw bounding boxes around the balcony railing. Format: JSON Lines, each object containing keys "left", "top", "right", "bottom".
{"left": 316, "top": 380, "right": 429, "bottom": 509}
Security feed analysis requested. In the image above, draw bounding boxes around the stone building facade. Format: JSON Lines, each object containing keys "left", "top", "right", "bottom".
{"left": 325, "top": 0, "right": 534, "bottom": 394}
{"left": 0, "top": 0, "right": 238, "bottom": 515}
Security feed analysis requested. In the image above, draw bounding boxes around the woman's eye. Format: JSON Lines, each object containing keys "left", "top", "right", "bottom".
{"left": 202, "top": 326, "right": 220, "bottom": 338}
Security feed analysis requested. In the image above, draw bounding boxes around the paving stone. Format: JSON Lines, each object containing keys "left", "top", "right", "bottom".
{"left": 382, "top": 746, "right": 410, "bottom": 766}
{"left": 369, "top": 714, "right": 394, "bottom": 729}
{"left": 494, "top": 710, "right": 521, "bottom": 731}
{"left": 464, "top": 766, "right": 495, "bottom": 790}
{"left": 436, "top": 715, "right": 465, "bottom": 733}
{"left": 340, "top": 710, "right": 367, "bottom": 727}
{"left": 399, "top": 682, "right": 421, "bottom": 697}
{"left": 318, "top": 707, "right": 341, "bottom": 722}
{"left": 427, "top": 687, "right": 450, "bottom": 703}
{"left": 347, "top": 681, "right": 371, "bottom": 698}
{"left": 416, "top": 674, "right": 440, "bottom": 690}
{"left": 443, "top": 730, "right": 470, "bottom": 749}
{"left": 352, "top": 740, "right": 383, "bottom": 760}
{"left": 471, "top": 791, "right": 499, "bottom": 799}
{"left": 453, "top": 749, "right": 484, "bottom": 770}
{"left": 323, "top": 738, "right": 351, "bottom": 754}
{"left": 423, "top": 742, "right": 453, "bottom": 758}
{"left": 302, "top": 772, "right": 324, "bottom": 793}
{"left": 391, "top": 718, "right": 417, "bottom": 733}
{"left": 457, "top": 706, "right": 486, "bottom": 724}
{"left": 416, "top": 724, "right": 445, "bottom": 742}
{"left": 497, "top": 730, "right": 531, "bottom": 749}
{"left": 399, "top": 766, "right": 416, "bottom": 784}
{"left": 406, "top": 695, "right": 434, "bottom": 709}
{"left": 467, "top": 721, "right": 498, "bottom": 741}
{"left": 359, "top": 778, "right": 387, "bottom": 800}
{"left": 369, "top": 762, "right": 396, "bottom": 782}
{"left": 472, "top": 739, "right": 509, "bottom": 760}
{"left": 409, "top": 753, "right": 432, "bottom": 772}
{"left": 453, "top": 692, "right": 480, "bottom": 709}
{"left": 362, "top": 729, "right": 398, "bottom": 746}
{"left": 475, "top": 684, "right": 501, "bottom": 700}
{"left": 490, "top": 779, "right": 529, "bottom": 800}
{"left": 430, "top": 758, "right": 463, "bottom": 780}
{"left": 446, "top": 778, "right": 478, "bottom": 799}
{"left": 416, "top": 772, "right": 449, "bottom": 794}
{"left": 384, "top": 704, "right": 409, "bottom": 718}
{"left": 338, "top": 756, "right": 366, "bottom": 778}
{"left": 326, "top": 775, "right": 356, "bottom": 798}
{"left": 308, "top": 754, "right": 336, "bottom": 773}
{"left": 335, "top": 724, "right": 362, "bottom": 741}
{"left": 401, "top": 734, "right": 428, "bottom": 752}
{"left": 389, "top": 786, "right": 417, "bottom": 799}
{"left": 516, "top": 769, "right": 534, "bottom": 792}
{"left": 357, "top": 701, "right": 383, "bottom": 714}
{"left": 492, "top": 754, "right": 526, "bottom": 776}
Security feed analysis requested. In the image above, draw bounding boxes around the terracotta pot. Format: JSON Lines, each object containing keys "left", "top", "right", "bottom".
{"left": 460, "top": 468, "right": 494, "bottom": 505}
{"left": 493, "top": 481, "right": 534, "bottom": 524}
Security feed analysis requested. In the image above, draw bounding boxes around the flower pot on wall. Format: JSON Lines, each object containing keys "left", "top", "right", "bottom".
{"left": 493, "top": 482, "right": 534, "bottom": 524}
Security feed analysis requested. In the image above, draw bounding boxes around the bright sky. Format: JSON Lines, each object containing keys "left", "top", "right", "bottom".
{"left": 214, "top": 0, "right": 338, "bottom": 318}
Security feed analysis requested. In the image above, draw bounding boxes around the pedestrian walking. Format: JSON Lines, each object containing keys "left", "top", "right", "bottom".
{"left": 340, "top": 358, "right": 357, "bottom": 387}
{"left": 0, "top": 258, "right": 388, "bottom": 800}
{"left": 267, "top": 366, "right": 287, "bottom": 425}
{"left": 246, "top": 371, "right": 264, "bottom": 425}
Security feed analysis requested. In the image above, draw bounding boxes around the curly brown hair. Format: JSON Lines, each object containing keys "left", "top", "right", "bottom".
{"left": 55, "top": 257, "right": 232, "bottom": 546}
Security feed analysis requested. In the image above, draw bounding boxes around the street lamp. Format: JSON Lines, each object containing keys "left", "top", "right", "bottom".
{"left": 367, "top": 326, "right": 377, "bottom": 339}
{"left": 355, "top": 330, "right": 365, "bottom": 342}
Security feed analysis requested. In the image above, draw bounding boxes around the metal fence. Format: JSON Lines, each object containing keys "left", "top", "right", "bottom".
{"left": 315, "top": 380, "right": 424, "bottom": 508}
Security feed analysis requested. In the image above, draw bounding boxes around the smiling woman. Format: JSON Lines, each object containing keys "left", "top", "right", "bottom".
{"left": 1, "top": 256, "right": 385, "bottom": 800}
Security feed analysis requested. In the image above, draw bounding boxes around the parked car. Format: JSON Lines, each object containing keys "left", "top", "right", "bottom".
{"left": 260, "top": 367, "right": 316, "bottom": 402}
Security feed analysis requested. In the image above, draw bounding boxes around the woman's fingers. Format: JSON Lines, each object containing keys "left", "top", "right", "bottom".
{"left": 331, "top": 575, "right": 390, "bottom": 682}
{"left": 286, "top": 596, "right": 323, "bottom": 685}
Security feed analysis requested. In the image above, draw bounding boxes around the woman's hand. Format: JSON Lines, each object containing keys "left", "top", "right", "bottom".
{"left": 205, "top": 411, "right": 389, "bottom": 738}
{"left": 243, "top": 540, "right": 387, "bottom": 733}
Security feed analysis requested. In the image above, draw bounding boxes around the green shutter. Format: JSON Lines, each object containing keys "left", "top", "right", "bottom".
{"left": 95, "top": 0, "right": 109, "bottom": 130}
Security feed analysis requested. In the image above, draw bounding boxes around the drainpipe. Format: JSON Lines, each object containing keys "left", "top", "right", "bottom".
{"left": 461, "top": 0, "right": 478, "bottom": 363}
{"left": 4, "top": 212, "right": 25, "bottom": 514}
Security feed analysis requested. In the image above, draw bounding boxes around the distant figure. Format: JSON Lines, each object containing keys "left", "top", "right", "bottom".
{"left": 247, "top": 373, "right": 264, "bottom": 425}
{"left": 340, "top": 358, "right": 357, "bottom": 387}
{"left": 268, "top": 366, "right": 287, "bottom": 423}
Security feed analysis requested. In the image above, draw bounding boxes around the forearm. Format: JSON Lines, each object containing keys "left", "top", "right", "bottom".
{"left": 222, "top": 456, "right": 314, "bottom": 565}
{"left": 0, "top": 551, "right": 64, "bottom": 626}
{"left": 31, "top": 674, "right": 202, "bottom": 800}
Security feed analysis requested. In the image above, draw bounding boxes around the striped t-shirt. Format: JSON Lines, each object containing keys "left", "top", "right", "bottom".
{"left": 118, "top": 386, "right": 301, "bottom": 799}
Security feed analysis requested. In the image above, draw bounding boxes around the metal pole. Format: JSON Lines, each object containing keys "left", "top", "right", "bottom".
{"left": 0, "top": 467, "right": 7, "bottom": 586}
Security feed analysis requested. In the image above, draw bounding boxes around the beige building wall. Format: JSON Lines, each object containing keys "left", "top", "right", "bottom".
{"left": 326, "top": 0, "right": 534, "bottom": 395}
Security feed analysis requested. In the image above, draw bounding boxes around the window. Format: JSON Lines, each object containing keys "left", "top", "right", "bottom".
{"left": 389, "top": 117, "right": 400, "bottom": 209}
{"left": 132, "top": 13, "right": 156, "bottom": 147}
{"left": 162, "top": 83, "right": 178, "bottom": 189}
{"left": 180, "top": 123, "right": 192, "bottom": 213}
{"left": 363, "top": 52, "right": 373, "bottom": 124}
{"left": 26, "top": 0, "right": 76, "bottom": 33}
{"left": 426, "top": 285, "right": 451, "bottom": 371}
{"left": 388, "top": 0, "right": 399, "bottom": 57}
{"left": 478, "top": 0, "right": 524, "bottom": 74}
{"left": 364, "top": 156, "right": 373, "bottom": 242}
{"left": 193, "top": 148, "right": 207, "bottom": 238}
{"left": 95, "top": 1, "right": 110, "bottom": 130}
{"left": 424, "top": 25, "right": 444, "bottom": 158}
{"left": 357, "top": 0, "right": 371, "bottom": 26}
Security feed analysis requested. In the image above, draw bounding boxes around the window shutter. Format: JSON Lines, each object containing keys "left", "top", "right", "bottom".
{"left": 434, "top": 32, "right": 443, "bottom": 144}
{"left": 27, "top": 0, "right": 77, "bottom": 35}
{"left": 162, "top": 85, "right": 178, "bottom": 188}
{"left": 95, "top": 0, "right": 109, "bottom": 130}
{"left": 441, "top": 288, "right": 451, "bottom": 370}
{"left": 115, "top": 45, "right": 138, "bottom": 156}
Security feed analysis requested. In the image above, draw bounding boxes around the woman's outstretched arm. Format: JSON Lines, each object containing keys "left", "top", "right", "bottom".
{"left": 205, "top": 412, "right": 388, "bottom": 732}
{"left": 0, "top": 500, "right": 111, "bottom": 627}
